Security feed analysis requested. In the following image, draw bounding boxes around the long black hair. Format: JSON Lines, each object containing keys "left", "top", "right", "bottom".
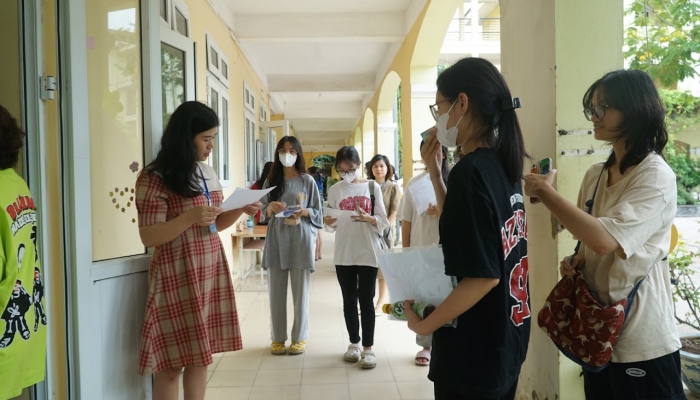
{"left": 582, "top": 69, "right": 668, "bottom": 174}
{"left": 420, "top": 140, "right": 450, "bottom": 186}
{"left": 144, "top": 101, "right": 219, "bottom": 197}
{"left": 255, "top": 161, "right": 273, "bottom": 189}
{"left": 366, "top": 154, "right": 396, "bottom": 182}
{"left": 335, "top": 146, "right": 362, "bottom": 171}
{"left": 436, "top": 58, "right": 529, "bottom": 185}
{"left": 267, "top": 136, "right": 306, "bottom": 201}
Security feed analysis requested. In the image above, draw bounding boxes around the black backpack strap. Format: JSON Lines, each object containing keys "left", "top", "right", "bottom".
{"left": 369, "top": 181, "right": 376, "bottom": 216}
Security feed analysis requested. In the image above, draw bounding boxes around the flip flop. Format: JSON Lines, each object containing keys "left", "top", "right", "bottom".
{"left": 415, "top": 349, "right": 431, "bottom": 366}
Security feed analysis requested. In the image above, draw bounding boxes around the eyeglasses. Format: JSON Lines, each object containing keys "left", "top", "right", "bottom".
{"left": 337, "top": 168, "right": 357, "bottom": 177}
{"left": 278, "top": 149, "right": 298, "bottom": 156}
{"left": 583, "top": 105, "right": 610, "bottom": 121}
{"left": 429, "top": 98, "right": 453, "bottom": 121}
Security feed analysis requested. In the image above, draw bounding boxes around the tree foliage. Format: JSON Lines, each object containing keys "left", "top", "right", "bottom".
{"left": 625, "top": 0, "right": 700, "bottom": 88}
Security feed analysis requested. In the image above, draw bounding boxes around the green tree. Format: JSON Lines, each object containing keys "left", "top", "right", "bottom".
{"left": 625, "top": 0, "right": 700, "bottom": 88}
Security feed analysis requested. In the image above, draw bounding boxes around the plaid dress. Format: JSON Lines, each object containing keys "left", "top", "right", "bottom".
{"left": 135, "top": 170, "right": 242, "bottom": 375}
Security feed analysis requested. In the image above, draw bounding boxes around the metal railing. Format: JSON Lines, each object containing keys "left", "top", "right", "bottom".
{"left": 444, "top": 17, "right": 500, "bottom": 42}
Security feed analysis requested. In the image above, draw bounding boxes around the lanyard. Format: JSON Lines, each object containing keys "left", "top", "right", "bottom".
{"left": 197, "top": 165, "right": 217, "bottom": 233}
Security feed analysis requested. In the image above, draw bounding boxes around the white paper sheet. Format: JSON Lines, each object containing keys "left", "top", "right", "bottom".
{"left": 377, "top": 245, "right": 457, "bottom": 325}
{"left": 408, "top": 174, "right": 437, "bottom": 216}
{"left": 322, "top": 208, "right": 356, "bottom": 226}
{"left": 220, "top": 186, "right": 276, "bottom": 212}
{"left": 275, "top": 206, "right": 301, "bottom": 218}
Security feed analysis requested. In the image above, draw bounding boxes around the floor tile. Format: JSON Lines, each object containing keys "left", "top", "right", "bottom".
{"left": 254, "top": 369, "right": 303, "bottom": 386}
{"left": 303, "top": 354, "right": 347, "bottom": 370}
{"left": 248, "top": 385, "right": 301, "bottom": 400}
{"left": 301, "top": 367, "right": 348, "bottom": 385}
{"left": 346, "top": 366, "right": 395, "bottom": 383}
{"left": 217, "top": 356, "right": 263, "bottom": 371}
{"left": 396, "top": 381, "right": 434, "bottom": 400}
{"left": 390, "top": 366, "right": 430, "bottom": 382}
{"left": 207, "top": 356, "right": 222, "bottom": 372}
{"left": 299, "top": 384, "right": 350, "bottom": 400}
{"left": 208, "top": 370, "right": 257, "bottom": 387}
{"left": 204, "top": 386, "right": 252, "bottom": 400}
{"left": 348, "top": 382, "right": 401, "bottom": 400}
{"left": 260, "top": 354, "right": 305, "bottom": 370}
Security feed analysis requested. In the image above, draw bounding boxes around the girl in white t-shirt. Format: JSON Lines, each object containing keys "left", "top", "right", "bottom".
{"left": 400, "top": 141, "right": 450, "bottom": 367}
{"left": 524, "top": 69, "right": 683, "bottom": 399}
{"left": 324, "top": 146, "right": 389, "bottom": 369}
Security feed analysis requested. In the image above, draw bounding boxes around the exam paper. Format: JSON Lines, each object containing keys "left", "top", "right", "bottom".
{"left": 322, "top": 208, "right": 356, "bottom": 226}
{"left": 377, "top": 245, "right": 457, "bottom": 325}
{"left": 408, "top": 173, "right": 437, "bottom": 216}
{"left": 220, "top": 186, "right": 275, "bottom": 212}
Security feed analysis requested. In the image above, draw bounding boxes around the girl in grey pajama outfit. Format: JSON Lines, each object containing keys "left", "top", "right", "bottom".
{"left": 260, "top": 136, "right": 323, "bottom": 356}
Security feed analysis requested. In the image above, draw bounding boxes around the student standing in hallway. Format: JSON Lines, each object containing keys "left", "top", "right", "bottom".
{"left": 135, "top": 101, "right": 261, "bottom": 400}
{"left": 404, "top": 58, "right": 530, "bottom": 400}
{"left": 260, "top": 136, "right": 323, "bottom": 356}
{"left": 367, "top": 154, "right": 402, "bottom": 314}
{"left": 400, "top": 140, "right": 449, "bottom": 367}
{"left": 324, "top": 146, "right": 389, "bottom": 369}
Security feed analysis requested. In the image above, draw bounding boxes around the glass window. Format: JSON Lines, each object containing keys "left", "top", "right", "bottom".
{"left": 161, "top": 43, "right": 185, "bottom": 127}
{"left": 210, "top": 48, "right": 219, "bottom": 69}
{"left": 160, "top": 0, "right": 168, "bottom": 21}
{"left": 221, "top": 97, "right": 230, "bottom": 181}
{"left": 221, "top": 60, "right": 228, "bottom": 79}
{"left": 87, "top": 3, "right": 145, "bottom": 261}
{"left": 210, "top": 86, "right": 220, "bottom": 177}
{"left": 175, "top": 8, "right": 188, "bottom": 37}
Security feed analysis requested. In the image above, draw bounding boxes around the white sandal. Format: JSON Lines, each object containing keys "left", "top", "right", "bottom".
{"left": 344, "top": 344, "right": 361, "bottom": 363}
{"left": 360, "top": 350, "right": 377, "bottom": 369}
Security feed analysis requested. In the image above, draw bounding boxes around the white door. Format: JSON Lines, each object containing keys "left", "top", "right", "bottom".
{"left": 59, "top": 0, "right": 192, "bottom": 398}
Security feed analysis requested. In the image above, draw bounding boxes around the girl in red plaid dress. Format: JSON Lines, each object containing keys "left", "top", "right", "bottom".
{"left": 135, "top": 101, "right": 261, "bottom": 400}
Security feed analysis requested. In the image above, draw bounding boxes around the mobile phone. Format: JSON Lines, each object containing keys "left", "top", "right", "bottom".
{"left": 420, "top": 128, "right": 432, "bottom": 141}
{"left": 529, "top": 158, "right": 553, "bottom": 204}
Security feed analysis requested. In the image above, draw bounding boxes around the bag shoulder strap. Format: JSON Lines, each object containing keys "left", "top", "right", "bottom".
{"left": 369, "top": 181, "right": 375, "bottom": 212}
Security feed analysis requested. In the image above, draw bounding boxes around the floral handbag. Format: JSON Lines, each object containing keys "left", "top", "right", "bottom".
{"left": 537, "top": 168, "right": 647, "bottom": 371}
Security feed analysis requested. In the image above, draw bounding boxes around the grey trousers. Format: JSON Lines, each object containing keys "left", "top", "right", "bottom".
{"left": 268, "top": 267, "right": 311, "bottom": 343}
{"left": 416, "top": 334, "right": 432, "bottom": 348}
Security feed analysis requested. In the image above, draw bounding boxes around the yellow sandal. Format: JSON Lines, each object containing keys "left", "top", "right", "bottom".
{"left": 271, "top": 341, "right": 287, "bottom": 355}
{"left": 288, "top": 341, "right": 306, "bottom": 355}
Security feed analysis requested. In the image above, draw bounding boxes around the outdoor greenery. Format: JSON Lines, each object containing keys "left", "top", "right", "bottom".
{"left": 670, "top": 236, "right": 700, "bottom": 331}
{"left": 625, "top": 0, "right": 700, "bottom": 88}
{"left": 311, "top": 154, "right": 335, "bottom": 170}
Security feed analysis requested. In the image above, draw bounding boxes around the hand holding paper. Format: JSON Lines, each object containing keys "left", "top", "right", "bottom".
{"left": 220, "top": 186, "right": 275, "bottom": 212}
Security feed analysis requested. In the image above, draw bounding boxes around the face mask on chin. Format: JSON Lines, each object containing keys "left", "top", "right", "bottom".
{"left": 435, "top": 100, "right": 465, "bottom": 147}
{"left": 280, "top": 153, "right": 297, "bottom": 168}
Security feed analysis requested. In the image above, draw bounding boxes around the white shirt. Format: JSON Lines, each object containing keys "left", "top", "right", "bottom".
{"left": 196, "top": 161, "right": 223, "bottom": 193}
{"left": 325, "top": 180, "right": 389, "bottom": 268}
{"left": 401, "top": 172, "right": 440, "bottom": 247}
{"left": 578, "top": 154, "right": 680, "bottom": 363}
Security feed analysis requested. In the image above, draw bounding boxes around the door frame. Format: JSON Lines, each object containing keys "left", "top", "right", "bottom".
{"left": 58, "top": 0, "right": 162, "bottom": 397}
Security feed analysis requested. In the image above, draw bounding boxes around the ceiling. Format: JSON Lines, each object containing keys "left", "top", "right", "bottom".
{"left": 214, "top": 0, "right": 426, "bottom": 151}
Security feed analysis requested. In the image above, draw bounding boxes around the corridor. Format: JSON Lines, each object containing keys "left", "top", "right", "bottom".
{"left": 189, "top": 231, "right": 434, "bottom": 400}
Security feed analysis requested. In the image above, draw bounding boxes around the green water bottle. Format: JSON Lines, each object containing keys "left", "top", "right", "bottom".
{"left": 382, "top": 301, "right": 436, "bottom": 320}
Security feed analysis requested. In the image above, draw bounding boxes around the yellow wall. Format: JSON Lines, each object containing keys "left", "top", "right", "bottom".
{"left": 0, "top": 0, "right": 22, "bottom": 176}
{"left": 186, "top": 0, "right": 271, "bottom": 280}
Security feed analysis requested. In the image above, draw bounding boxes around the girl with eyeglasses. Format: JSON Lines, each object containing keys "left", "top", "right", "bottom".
{"left": 366, "top": 154, "right": 403, "bottom": 314}
{"left": 323, "top": 146, "right": 389, "bottom": 369}
{"left": 404, "top": 58, "right": 530, "bottom": 400}
{"left": 259, "top": 136, "right": 323, "bottom": 356}
{"left": 524, "top": 70, "right": 684, "bottom": 399}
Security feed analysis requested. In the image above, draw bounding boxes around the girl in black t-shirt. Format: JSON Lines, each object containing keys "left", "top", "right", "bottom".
{"left": 403, "top": 58, "right": 530, "bottom": 400}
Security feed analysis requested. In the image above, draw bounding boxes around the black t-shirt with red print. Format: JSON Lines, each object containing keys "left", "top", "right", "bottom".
{"left": 430, "top": 148, "right": 530, "bottom": 397}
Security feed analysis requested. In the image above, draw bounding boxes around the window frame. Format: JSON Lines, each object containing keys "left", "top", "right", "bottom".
{"left": 207, "top": 75, "right": 231, "bottom": 188}
{"left": 206, "top": 33, "right": 230, "bottom": 87}
{"left": 244, "top": 110, "right": 256, "bottom": 185}
{"left": 244, "top": 81, "right": 255, "bottom": 114}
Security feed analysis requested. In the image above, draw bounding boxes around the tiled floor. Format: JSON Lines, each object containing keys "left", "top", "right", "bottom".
{"left": 187, "top": 231, "right": 434, "bottom": 400}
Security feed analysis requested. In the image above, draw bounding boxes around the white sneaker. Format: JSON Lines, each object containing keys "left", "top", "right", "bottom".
{"left": 360, "top": 350, "right": 377, "bottom": 369}
{"left": 344, "top": 344, "right": 361, "bottom": 363}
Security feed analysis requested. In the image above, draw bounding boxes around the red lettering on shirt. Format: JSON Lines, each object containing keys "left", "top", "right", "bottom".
{"left": 501, "top": 209, "right": 527, "bottom": 260}
{"left": 509, "top": 256, "right": 531, "bottom": 326}
{"left": 5, "top": 195, "right": 36, "bottom": 222}
{"left": 338, "top": 196, "right": 371, "bottom": 214}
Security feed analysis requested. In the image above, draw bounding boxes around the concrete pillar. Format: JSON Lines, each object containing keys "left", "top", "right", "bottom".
{"left": 500, "top": 0, "right": 623, "bottom": 398}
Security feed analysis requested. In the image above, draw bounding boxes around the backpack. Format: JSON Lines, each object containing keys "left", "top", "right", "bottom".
{"left": 368, "top": 180, "right": 392, "bottom": 249}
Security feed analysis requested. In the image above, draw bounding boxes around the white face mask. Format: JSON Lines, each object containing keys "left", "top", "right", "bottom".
{"left": 342, "top": 171, "right": 358, "bottom": 183}
{"left": 280, "top": 153, "right": 297, "bottom": 168}
{"left": 436, "top": 100, "right": 465, "bottom": 147}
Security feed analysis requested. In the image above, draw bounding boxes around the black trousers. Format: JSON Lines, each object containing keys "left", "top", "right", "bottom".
{"left": 434, "top": 379, "right": 518, "bottom": 400}
{"left": 583, "top": 350, "right": 686, "bottom": 400}
{"left": 335, "top": 265, "right": 377, "bottom": 347}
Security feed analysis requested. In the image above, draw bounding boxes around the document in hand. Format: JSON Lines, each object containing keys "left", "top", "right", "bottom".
{"left": 377, "top": 245, "right": 457, "bottom": 326}
{"left": 408, "top": 174, "right": 437, "bottom": 216}
{"left": 322, "top": 208, "right": 356, "bottom": 226}
{"left": 220, "top": 186, "right": 276, "bottom": 212}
